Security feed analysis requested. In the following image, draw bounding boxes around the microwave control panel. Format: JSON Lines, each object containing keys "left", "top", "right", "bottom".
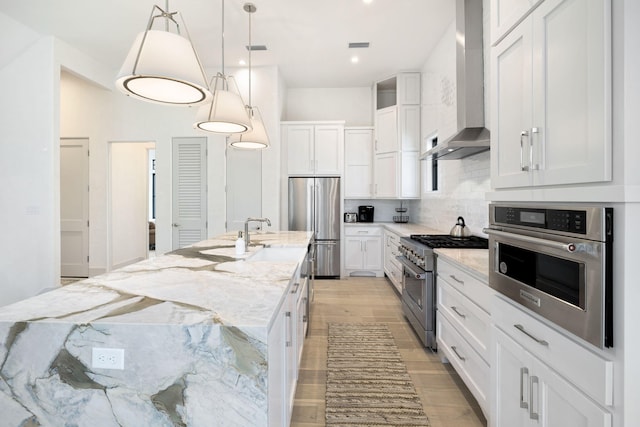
{"left": 495, "top": 207, "right": 587, "bottom": 234}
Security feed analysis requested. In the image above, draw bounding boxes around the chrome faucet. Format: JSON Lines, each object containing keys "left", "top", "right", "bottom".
{"left": 244, "top": 217, "right": 271, "bottom": 249}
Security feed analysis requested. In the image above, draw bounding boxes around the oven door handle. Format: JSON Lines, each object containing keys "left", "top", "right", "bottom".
{"left": 483, "top": 228, "right": 577, "bottom": 253}
{"left": 397, "top": 256, "right": 426, "bottom": 279}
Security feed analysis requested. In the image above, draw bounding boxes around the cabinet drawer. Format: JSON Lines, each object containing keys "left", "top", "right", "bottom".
{"left": 492, "top": 295, "right": 613, "bottom": 407}
{"left": 437, "top": 258, "right": 492, "bottom": 313}
{"left": 345, "top": 225, "right": 382, "bottom": 236}
{"left": 437, "top": 311, "right": 489, "bottom": 414}
{"left": 438, "top": 280, "right": 491, "bottom": 363}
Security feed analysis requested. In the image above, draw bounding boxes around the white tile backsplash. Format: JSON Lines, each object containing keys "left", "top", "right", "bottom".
{"left": 344, "top": 199, "right": 418, "bottom": 223}
{"left": 415, "top": 151, "right": 490, "bottom": 236}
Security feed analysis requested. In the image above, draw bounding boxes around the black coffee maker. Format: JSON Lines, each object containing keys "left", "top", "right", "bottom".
{"left": 358, "top": 205, "right": 374, "bottom": 222}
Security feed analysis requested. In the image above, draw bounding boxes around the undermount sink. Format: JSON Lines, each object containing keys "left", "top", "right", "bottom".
{"left": 246, "top": 247, "right": 304, "bottom": 263}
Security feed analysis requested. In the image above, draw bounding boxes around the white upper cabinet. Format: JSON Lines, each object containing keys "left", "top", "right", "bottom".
{"left": 490, "top": 0, "right": 543, "bottom": 45}
{"left": 373, "top": 73, "right": 421, "bottom": 199}
{"left": 344, "top": 127, "right": 374, "bottom": 198}
{"left": 491, "top": 0, "right": 612, "bottom": 190}
{"left": 284, "top": 122, "right": 344, "bottom": 176}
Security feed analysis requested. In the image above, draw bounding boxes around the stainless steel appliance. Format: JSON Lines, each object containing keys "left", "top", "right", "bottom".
{"left": 288, "top": 177, "right": 340, "bottom": 278}
{"left": 358, "top": 205, "right": 374, "bottom": 222}
{"left": 484, "top": 203, "right": 613, "bottom": 348}
{"left": 398, "top": 234, "right": 488, "bottom": 349}
{"left": 344, "top": 212, "right": 358, "bottom": 223}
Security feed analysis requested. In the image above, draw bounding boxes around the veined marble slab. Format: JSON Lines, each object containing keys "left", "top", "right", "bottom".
{"left": 0, "top": 231, "right": 312, "bottom": 427}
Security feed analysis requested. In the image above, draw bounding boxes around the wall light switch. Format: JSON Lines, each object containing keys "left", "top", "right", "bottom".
{"left": 92, "top": 347, "right": 125, "bottom": 370}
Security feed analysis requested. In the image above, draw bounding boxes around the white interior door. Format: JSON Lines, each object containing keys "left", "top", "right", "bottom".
{"left": 109, "top": 142, "right": 151, "bottom": 269}
{"left": 60, "top": 138, "right": 89, "bottom": 277}
{"left": 172, "top": 137, "right": 207, "bottom": 249}
{"left": 226, "top": 147, "right": 262, "bottom": 232}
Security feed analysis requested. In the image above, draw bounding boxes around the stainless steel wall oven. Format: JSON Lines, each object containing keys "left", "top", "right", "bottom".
{"left": 484, "top": 203, "right": 613, "bottom": 348}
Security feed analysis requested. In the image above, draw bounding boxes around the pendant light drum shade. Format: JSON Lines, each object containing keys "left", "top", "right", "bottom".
{"left": 194, "top": 74, "right": 252, "bottom": 133}
{"left": 116, "top": 29, "right": 211, "bottom": 105}
{"left": 229, "top": 106, "right": 270, "bottom": 149}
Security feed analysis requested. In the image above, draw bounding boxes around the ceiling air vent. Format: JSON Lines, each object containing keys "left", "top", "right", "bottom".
{"left": 246, "top": 45, "right": 267, "bottom": 51}
{"left": 348, "top": 42, "right": 370, "bottom": 48}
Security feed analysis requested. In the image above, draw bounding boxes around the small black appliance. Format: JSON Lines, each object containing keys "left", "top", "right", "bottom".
{"left": 358, "top": 205, "right": 374, "bottom": 222}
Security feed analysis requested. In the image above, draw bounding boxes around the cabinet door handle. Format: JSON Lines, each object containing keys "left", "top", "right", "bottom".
{"left": 285, "top": 311, "right": 292, "bottom": 347}
{"left": 514, "top": 324, "right": 549, "bottom": 346}
{"left": 530, "top": 127, "right": 539, "bottom": 170}
{"left": 451, "top": 306, "right": 466, "bottom": 319}
{"left": 520, "top": 367, "right": 529, "bottom": 409}
{"left": 449, "top": 274, "right": 464, "bottom": 285}
{"left": 450, "top": 345, "right": 466, "bottom": 361}
{"left": 529, "top": 375, "right": 540, "bottom": 420}
{"left": 520, "top": 130, "right": 530, "bottom": 171}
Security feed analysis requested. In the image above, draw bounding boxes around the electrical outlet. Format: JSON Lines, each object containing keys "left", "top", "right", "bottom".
{"left": 92, "top": 347, "right": 125, "bottom": 370}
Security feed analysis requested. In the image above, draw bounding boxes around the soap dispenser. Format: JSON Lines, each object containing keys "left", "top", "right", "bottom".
{"left": 235, "top": 231, "right": 245, "bottom": 255}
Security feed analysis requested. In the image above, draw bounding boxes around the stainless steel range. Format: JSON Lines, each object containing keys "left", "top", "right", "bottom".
{"left": 398, "top": 234, "right": 488, "bottom": 349}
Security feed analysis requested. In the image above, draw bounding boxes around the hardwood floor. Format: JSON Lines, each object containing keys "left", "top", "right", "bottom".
{"left": 291, "top": 277, "right": 487, "bottom": 427}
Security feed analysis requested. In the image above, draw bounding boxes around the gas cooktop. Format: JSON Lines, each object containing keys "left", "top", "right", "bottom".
{"left": 409, "top": 234, "right": 488, "bottom": 249}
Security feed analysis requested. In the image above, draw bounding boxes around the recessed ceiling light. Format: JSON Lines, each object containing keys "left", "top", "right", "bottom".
{"left": 239, "top": 59, "right": 246, "bottom": 66}
{"left": 363, "top": 0, "right": 373, "bottom": 4}
{"left": 351, "top": 56, "right": 359, "bottom": 64}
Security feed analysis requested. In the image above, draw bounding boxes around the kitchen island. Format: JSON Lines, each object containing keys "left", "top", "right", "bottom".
{"left": 0, "top": 231, "right": 313, "bottom": 427}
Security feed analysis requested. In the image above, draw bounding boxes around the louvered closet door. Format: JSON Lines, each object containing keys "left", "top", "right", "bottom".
{"left": 172, "top": 137, "right": 207, "bottom": 249}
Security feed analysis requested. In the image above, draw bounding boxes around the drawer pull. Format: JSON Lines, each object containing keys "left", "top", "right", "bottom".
{"left": 449, "top": 274, "right": 464, "bottom": 285}
{"left": 451, "top": 345, "right": 466, "bottom": 362}
{"left": 451, "top": 306, "right": 466, "bottom": 319}
{"left": 514, "top": 324, "right": 549, "bottom": 346}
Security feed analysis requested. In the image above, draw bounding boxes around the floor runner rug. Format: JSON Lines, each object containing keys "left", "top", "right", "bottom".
{"left": 326, "top": 323, "right": 430, "bottom": 426}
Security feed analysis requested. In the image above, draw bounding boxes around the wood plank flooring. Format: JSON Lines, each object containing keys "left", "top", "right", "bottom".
{"left": 291, "top": 277, "right": 487, "bottom": 427}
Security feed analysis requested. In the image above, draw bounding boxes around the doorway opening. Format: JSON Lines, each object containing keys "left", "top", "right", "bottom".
{"left": 108, "top": 141, "right": 156, "bottom": 270}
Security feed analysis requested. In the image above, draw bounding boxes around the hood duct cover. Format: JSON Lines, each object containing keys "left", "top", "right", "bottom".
{"left": 421, "top": 0, "right": 490, "bottom": 160}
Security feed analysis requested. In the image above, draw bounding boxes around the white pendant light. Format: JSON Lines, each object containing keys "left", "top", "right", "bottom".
{"left": 229, "top": 3, "right": 270, "bottom": 149}
{"left": 116, "top": 3, "right": 211, "bottom": 106}
{"left": 194, "top": 0, "right": 252, "bottom": 134}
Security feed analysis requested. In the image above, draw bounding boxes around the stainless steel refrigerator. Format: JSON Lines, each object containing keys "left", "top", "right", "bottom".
{"left": 288, "top": 177, "right": 340, "bottom": 278}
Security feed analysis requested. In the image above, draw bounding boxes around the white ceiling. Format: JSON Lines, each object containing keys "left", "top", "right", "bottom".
{"left": 0, "top": 0, "right": 454, "bottom": 88}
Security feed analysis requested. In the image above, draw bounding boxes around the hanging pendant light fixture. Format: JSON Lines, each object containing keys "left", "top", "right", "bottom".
{"left": 194, "top": 0, "right": 252, "bottom": 134}
{"left": 229, "top": 3, "right": 271, "bottom": 149}
{"left": 116, "top": 1, "right": 211, "bottom": 106}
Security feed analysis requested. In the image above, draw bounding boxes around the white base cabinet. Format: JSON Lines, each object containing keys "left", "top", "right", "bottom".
{"left": 493, "top": 328, "right": 611, "bottom": 427}
{"left": 436, "top": 257, "right": 493, "bottom": 418}
{"left": 268, "top": 259, "right": 309, "bottom": 426}
{"left": 491, "top": 295, "right": 613, "bottom": 427}
{"left": 383, "top": 229, "right": 402, "bottom": 293}
{"left": 344, "top": 225, "right": 383, "bottom": 277}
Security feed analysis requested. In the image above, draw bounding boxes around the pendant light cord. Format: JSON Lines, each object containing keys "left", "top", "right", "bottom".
{"left": 221, "top": 0, "right": 225, "bottom": 76}
{"left": 248, "top": 3, "right": 252, "bottom": 107}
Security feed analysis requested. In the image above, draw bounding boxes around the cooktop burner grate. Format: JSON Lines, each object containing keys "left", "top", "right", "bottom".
{"left": 409, "top": 234, "right": 488, "bottom": 249}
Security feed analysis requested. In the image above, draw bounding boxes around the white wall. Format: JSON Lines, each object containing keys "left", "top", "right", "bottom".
{"left": 284, "top": 87, "right": 372, "bottom": 126}
{"left": 0, "top": 33, "right": 58, "bottom": 306}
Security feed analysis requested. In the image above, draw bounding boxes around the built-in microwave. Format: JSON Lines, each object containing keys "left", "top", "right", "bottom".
{"left": 484, "top": 203, "right": 613, "bottom": 348}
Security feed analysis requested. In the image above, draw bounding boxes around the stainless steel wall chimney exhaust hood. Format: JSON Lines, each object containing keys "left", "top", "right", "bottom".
{"left": 421, "top": 0, "right": 489, "bottom": 160}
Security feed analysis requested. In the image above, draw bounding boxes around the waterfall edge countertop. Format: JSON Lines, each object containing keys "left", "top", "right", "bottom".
{"left": 0, "top": 231, "right": 312, "bottom": 427}
{"left": 0, "top": 231, "right": 312, "bottom": 328}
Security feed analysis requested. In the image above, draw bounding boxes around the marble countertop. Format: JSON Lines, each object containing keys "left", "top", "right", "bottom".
{"left": 344, "top": 222, "right": 444, "bottom": 236}
{"left": 0, "top": 231, "right": 313, "bottom": 332}
{"left": 435, "top": 248, "right": 489, "bottom": 282}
